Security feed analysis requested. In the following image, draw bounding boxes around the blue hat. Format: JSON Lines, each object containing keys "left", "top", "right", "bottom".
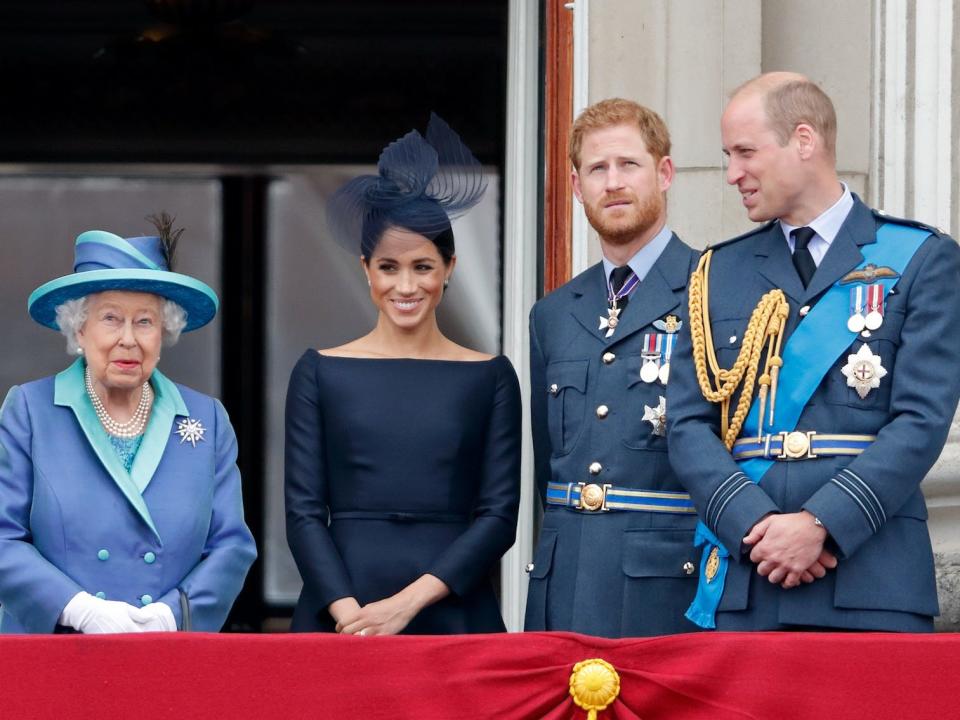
{"left": 28, "top": 230, "right": 219, "bottom": 332}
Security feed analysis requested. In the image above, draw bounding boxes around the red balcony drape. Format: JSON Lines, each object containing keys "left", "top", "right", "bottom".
{"left": 2, "top": 630, "right": 957, "bottom": 719}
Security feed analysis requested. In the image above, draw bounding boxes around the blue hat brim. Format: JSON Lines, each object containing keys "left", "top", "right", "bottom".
{"left": 28, "top": 269, "right": 219, "bottom": 332}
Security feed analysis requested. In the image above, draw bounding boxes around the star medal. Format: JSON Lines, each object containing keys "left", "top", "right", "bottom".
{"left": 659, "top": 333, "right": 676, "bottom": 384}
{"left": 643, "top": 395, "right": 667, "bottom": 436}
{"left": 653, "top": 314, "right": 683, "bottom": 334}
{"left": 640, "top": 333, "right": 662, "bottom": 383}
{"left": 600, "top": 269, "right": 639, "bottom": 338}
{"left": 846, "top": 285, "right": 866, "bottom": 333}
{"left": 841, "top": 344, "right": 887, "bottom": 399}
{"left": 599, "top": 306, "right": 621, "bottom": 338}
{"left": 864, "top": 283, "right": 885, "bottom": 331}
{"left": 175, "top": 417, "right": 206, "bottom": 447}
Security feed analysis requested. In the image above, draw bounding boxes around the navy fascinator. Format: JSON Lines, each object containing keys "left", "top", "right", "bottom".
{"left": 326, "top": 113, "right": 486, "bottom": 257}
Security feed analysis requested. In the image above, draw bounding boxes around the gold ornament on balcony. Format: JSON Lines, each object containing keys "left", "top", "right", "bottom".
{"left": 569, "top": 658, "right": 621, "bottom": 719}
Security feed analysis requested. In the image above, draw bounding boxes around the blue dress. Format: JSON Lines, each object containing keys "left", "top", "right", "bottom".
{"left": 285, "top": 350, "right": 521, "bottom": 633}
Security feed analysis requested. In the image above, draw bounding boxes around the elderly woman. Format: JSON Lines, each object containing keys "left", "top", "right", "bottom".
{"left": 0, "top": 218, "right": 256, "bottom": 633}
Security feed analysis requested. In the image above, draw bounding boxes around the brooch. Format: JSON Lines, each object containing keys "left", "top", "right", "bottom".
{"left": 174, "top": 418, "right": 206, "bottom": 447}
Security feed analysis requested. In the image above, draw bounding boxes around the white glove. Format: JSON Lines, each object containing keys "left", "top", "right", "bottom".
{"left": 60, "top": 591, "right": 145, "bottom": 634}
{"left": 129, "top": 601, "right": 177, "bottom": 632}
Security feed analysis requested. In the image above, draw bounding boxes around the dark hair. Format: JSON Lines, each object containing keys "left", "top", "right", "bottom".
{"left": 363, "top": 223, "right": 456, "bottom": 266}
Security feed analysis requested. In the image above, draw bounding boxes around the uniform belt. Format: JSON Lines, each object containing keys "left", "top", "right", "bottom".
{"left": 731, "top": 432, "right": 876, "bottom": 461}
{"left": 546, "top": 482, "right": 695, "bottom": 514}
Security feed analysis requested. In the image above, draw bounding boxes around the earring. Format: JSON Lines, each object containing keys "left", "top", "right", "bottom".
{"left": 76, "top": 346, "right": 84, "bottom": 355}
{"left": 443, "top": 280, "right": 450, "bottom": 289}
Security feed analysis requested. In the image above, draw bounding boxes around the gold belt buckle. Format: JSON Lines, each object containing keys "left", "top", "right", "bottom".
{"left": 778, "top": 430, "right": 817, "bottom": 459}
{"left": 576, "top": 482, "right": 612, "bottom": 512}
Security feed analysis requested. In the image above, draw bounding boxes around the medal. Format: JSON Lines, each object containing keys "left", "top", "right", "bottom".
{"left": 598, "top": 306, "right": 621, "bottom": 338}
{"left": 640, "top": 333, "right": 662, "bottom": 383}
{"left": 864, "top": 284, "right": 885, "bottom": 330}
{"left": 642, "top": 395, "right": 667, "bottom": 436}
{"left": 846, "top": 285, "right": 866, "bottom": 333}
{"left": 841, "top": 343, "right": 887, "bottom": 399}
{"left": 599, "top": 269, "right": 639, "bottom": 338}
{"left": 659, "top": 333, "right": 676, "bottom": 384}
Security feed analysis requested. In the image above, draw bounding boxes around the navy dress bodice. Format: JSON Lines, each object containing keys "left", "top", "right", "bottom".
{"left": 285, "top": 350, "right": 521, "bottom": 633}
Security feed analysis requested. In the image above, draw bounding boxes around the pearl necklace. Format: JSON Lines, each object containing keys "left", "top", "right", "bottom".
{"left": 84, "top": 366, "right": 153, "bottom": 438}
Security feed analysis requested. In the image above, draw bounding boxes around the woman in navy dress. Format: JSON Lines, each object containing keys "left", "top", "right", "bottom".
{"left": 285, "top": 115, "right": 521, "bottom": 635}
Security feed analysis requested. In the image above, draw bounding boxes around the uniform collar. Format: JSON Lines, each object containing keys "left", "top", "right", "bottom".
{"left": 779, "top": 182, "right": 854, "bottom": 248}
{"left": 54, "top": 358, "right": 189, "bottom": 543}
{"left": 601, "top": 223, "right": 673, "bottom": 285}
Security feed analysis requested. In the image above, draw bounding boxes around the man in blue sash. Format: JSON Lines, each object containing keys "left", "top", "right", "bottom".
{"left": 668, "top": 72, "right": 960, "bottom": 631}
{"left": 524, "top": 98, "right": 701, "bottom": 637}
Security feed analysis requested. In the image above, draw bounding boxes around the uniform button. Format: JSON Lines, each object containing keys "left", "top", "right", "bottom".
{"left": 144, "top": 552, "right": 156, "bottom": 564}
{"left": 602, "top": 352, "right": 616, "bottom": 365}
{"left": 95, "top": 591, "right": 106, "bottom": 600}
{"left": 729, "top": 335, "right": 737, "bottom": 344}
{"left": 141, "top": 594, "right": 153, "bottom": 606}
{"left": 97, "top": 549, "right": 110, "bottom": 561}
{"left": 799, "top": 305, "right": 811, "bottom": 317}
{"left": 683, "top": 562, "right": 695, "bottom": 575}
{"left": 549, "top": 383, "right": 559, "bottom": 395}
{"left": 588, "top": 461, "right": 602, "bottom": 475}
{"left": 596, "top": 404, "right": 609, "bottom": 419}
{"left": 524, "top": 563, "right": 535, "bottom": 574}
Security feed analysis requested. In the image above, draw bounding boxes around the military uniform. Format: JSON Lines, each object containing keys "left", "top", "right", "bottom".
{"left": 524, "top": 232, "right": 702, "bottom": 637}
{"left": 667, "top": 194, "right": 960, "bottom": 631}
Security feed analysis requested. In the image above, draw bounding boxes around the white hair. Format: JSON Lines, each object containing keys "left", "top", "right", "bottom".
{"left": 55, "top": 295, "right": 189, "bottom": 356}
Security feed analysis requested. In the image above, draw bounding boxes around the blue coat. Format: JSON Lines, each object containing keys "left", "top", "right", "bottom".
{"left": 524, "top": 235, "right": 703, "bottom": 637}
{"left": 667, "top": 196, "right": 960, "bottom": 631}
{"left": 0, "top": 358, "right": 257, "bottom": 633}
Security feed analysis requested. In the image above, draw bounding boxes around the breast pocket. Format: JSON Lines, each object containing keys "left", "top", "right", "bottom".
{"left": 709, "top": 318, "right": 747, "bottom": 370}
{"left": 826, "top": 309, "right": 903, "bottom": 411}
{"left": 546, "top": 360, "right": 588, "bottom": 456}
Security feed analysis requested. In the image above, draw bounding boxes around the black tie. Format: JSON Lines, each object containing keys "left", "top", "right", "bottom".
{"left": 610, "top": 265, "right": 633, "bottom": 311}
{"left": 791, "top": 227, "right": 817, "bottom": 288}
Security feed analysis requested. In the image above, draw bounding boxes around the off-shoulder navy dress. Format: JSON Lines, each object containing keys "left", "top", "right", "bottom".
{"left": 285, "top": 350, "right": 521, "bottom": 633}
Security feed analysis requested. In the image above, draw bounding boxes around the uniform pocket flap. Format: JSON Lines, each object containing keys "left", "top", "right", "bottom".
{"left": 621, "top": 529, "right": 698, "bottom": 578}
{"left": 546, "top": 360, "right": 588, "bottom": 394}
{"left": 529, "top": 528, "right": 559, "bottom": 579}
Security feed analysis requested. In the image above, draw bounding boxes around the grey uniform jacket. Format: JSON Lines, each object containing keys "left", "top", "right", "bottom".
{"left": 666, "top": 196, "right": 960, "bottom": 631}
{"left": 524, "top": 234, "right": 702, "bottom": 637}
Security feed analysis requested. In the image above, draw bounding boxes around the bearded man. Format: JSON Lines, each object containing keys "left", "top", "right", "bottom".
{"left": 523, "top": 98, "right": 702, "bottom": 637}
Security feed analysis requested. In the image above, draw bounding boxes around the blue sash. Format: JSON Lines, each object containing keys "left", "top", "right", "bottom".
{"left": 685, "top": 222, "right": 930, "bottom": 628}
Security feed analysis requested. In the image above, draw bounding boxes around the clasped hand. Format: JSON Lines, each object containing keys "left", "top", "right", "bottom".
{"left": 333, "top": 595, "right": 416, "bottom": 637}
{"left": 743, "top": 512, "right": 838, "bottom": 589}
{"left": 61, "top": 591, "right": 177, "bottom": 633}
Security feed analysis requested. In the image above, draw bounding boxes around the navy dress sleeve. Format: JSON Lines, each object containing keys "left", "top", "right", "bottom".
{"left": 284, "top": 352, "right": 355, "bottom": 610}
{"left": 427, "top": 356, "right": 521, "bottom": 595}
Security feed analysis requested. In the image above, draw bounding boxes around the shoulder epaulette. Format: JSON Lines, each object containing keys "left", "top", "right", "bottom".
{"left": 872, "top": 208, "right": 950, "bottom": 238}
{"left": 704, "top": 219, "right": 778, "bottom": 253}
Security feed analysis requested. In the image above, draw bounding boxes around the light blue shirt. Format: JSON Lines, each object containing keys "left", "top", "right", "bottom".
{"left": 780, "top": 183, "right": 854, "bottom": 267}
{"left": 601, "top": 224, "right": 673, "bottom": 289}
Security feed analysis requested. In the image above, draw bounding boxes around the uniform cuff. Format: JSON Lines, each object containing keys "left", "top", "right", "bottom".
{"left": 802, "top": 470, "right": 882, "bottom": 558}
{"left": 706, "top": 472, "right": 780, "bottom": 559}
